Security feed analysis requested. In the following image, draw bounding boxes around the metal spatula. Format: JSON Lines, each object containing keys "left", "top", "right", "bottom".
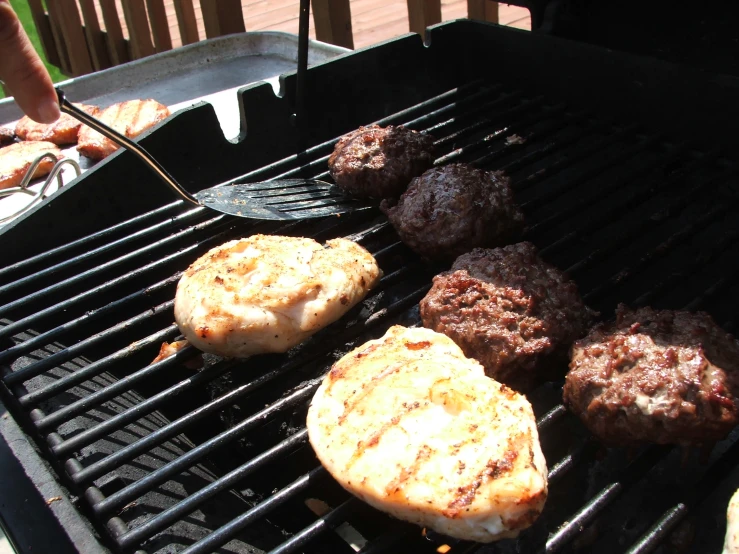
{"left": 56, "top": 90, "right": 373, "bottom": 220}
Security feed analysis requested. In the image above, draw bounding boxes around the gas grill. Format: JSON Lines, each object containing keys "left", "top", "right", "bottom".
{"left": 2, "top": 17, "right": 739, "bottom": 554}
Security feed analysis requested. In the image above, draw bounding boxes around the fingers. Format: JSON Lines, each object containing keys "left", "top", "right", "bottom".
{"left": 0, "top": 0, "right": 59, "bottom": 123}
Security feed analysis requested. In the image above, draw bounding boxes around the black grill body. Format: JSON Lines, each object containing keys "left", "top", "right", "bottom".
{"left": 2, "top": 20, "right": 739, "bottom": 554}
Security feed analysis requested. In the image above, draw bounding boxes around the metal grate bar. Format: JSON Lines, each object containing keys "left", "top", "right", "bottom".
{"left": 0, "top": 207, "right": 206, "bottom": 298}
{"left": 422, "top": 93, "right": 542, "bottom": 144}
{"left": 522, "top": 134, "right": 664, "bottom": 212}
{"left": 624, "top": 432, "right": 739, "bottom": 554}
{"left": 402, "top": 85, "right": 511, "bottom": 131}
{"left": 70, "top": 362, "right": 309, "bottom": 486}
{"left": 634, "top": 228, "right": 739, "bottom": 306}
{"left": 0, "top": 227, "right": 241, "bottom": 352}
{"left": 17, "top": 320, "right": 179, "bottom": 405}
{"left": 179, "top": 466, "right": 327, "bottom": 554}
{"left": 0, "top": 214, "right": 225, "bottom": 319}
{"left": 117, "top": 429, "right": 310, "bottom": 549}
{"left": 583, "top": 199, "right": 735, "bottom": 302}
{"left": 506, "top": 123, "right": 641, "bottom": 191}
{"left": 540, "top": 150, "right": 727, "bottom": 260}
{"left": 543, "top": 446, "right": 671, "bottom": 553}
{"left": 37, "top": 344, "right": 218, "bottom": 434}
{"left": 0, "top": 273, "right": 180, "bottom": 368}
{"left": 434, "top": 103, "right": 570, "bottom": 166}
{"left": 0, "top": 201, "right": 183, "bottom": 278}
{"left": 267, "top": 499, "right": 357, "bottom": 554}
{"left": 528, "top": 143, "right": 692, "bottom": 237}
{"left": 5, "top": 300, "right": 174, "bottom": 388}
{"left": 92, "top": 381, "right": 317, "bottom": 517}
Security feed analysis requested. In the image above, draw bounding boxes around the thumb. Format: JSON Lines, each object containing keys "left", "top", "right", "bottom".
{"left": 0, "top": 1, "right": 59, "bottom": 123}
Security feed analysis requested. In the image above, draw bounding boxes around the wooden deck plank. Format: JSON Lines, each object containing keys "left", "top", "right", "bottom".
{"left": 158, "top": 1, "right": 529, "bottom": 50}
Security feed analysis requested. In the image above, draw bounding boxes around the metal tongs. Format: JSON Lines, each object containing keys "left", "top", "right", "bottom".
{"left": 56, "top": 0, "right": 371, "bottom": 221}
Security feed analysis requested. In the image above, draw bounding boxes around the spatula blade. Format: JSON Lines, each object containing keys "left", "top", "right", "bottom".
{"left": 194, "top": 180, "right": 374, "bottom": 220}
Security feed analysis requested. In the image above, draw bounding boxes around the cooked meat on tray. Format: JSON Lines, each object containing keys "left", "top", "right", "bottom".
{"left": 174, "top": 234, "right": 382, "bottom": 358}
{"left": 77, "top": 99, "right": 170, "bottom": 160}
{"left": 421, "top": 242, "right": 595, "bottom": 391}
{"left": 307, "top": 325, "right": 548, "bottom": 542}
{"left": 328, "top": 124, "right": 436, "bottom": 199}
{"left": 0, "top": 127, "right": 15, "bottom": 147}
{"left": 0, "top": 141, "right": 62, "bottom": 190}
{"left": 563, "top": 305, "right": 739, "bottom": 447}
{"left": 381, "top": 163, "right": 524, "bottom": 262}
{"left": 725, "top": 489, "right": 739, "bottom": 554}
{"left": 15, "top": 103, "right": 100, "bottom": 144}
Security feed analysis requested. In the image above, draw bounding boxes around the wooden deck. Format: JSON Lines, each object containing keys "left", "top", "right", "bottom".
{"left": 34, "top": 1, "right": 529, "bottom": 78}
{"left": 159, "top": 1, "right": 530, "bottom": 50}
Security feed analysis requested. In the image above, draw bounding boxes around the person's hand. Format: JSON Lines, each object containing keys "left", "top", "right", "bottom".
{"left": 0, "top": 0, "right": 59, "bottom": 123}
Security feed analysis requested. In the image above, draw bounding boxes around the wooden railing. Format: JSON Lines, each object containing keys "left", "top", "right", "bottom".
{"left": 29, "top": 0, "right": 500, "bottom": 77}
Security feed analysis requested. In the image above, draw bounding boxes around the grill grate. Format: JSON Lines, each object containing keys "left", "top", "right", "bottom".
{"left": 2, "top": 70, "right": 739, "bottom": 554}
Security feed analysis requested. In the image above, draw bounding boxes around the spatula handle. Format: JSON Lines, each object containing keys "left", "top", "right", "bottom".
{"left": 56, "top": 89, "right": 200, "bottom": 206}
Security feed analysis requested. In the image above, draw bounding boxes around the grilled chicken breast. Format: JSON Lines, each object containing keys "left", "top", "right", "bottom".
{"left": 725, "top": 489, "right": 739, "bottom": 553}
{"left": 307, "top": 325, "right": 548, "bottom": 543}
{"left": 15, "top": 103, "right": 99, "bottom": 144}
{"left": 77, "top": 99, "right": 170, "bottom": 160}
{"left": 0, "top": 141, "right": 62, "bottom": 190}
{"left": 174, "top": 235, "right": 382, "bottom": 358}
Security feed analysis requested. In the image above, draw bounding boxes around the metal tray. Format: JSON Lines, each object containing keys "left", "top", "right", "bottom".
{"left": 0, "top": 32, "right": 348, "bottom": 225}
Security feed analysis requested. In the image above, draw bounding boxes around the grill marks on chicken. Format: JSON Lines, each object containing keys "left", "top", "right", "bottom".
{"left": 174, "top": 235, "right": 381, "bottom": 358}
{"left": 15, "top": 104, "right": 100, "bottom": 144}
{"left": 563, "top": 305, "right": 739, "bottom": 447}
{"left": 77, "top": 99, "right": 170, "bottom": 160}
{"left": 307, "top": 325, "right": 548, "bottom": 543}
{"left": 0, "top": 141, "right": 63, "bottom": 190}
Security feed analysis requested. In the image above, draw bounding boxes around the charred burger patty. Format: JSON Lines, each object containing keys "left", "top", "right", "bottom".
{"left": 563, "top": 305, "right": 739, "bottom": 447}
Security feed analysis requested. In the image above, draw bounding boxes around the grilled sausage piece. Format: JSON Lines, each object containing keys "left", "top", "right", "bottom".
{"left": 174, "top": 235, "right": 382, "bottom": 358}
{"left": 0, "top": 141, "right": 62, "bottom": 190}
{"left": 307, "top": 325, "right": 548, "bottom": 543}
{"left": 381, "top": 163, "right": 524, "bottom": 262}
{"left": 421, "top": 242, "right": 596, "bottom": 392}
{"left": 15, "top": 103, "right": 100, "bottom": 144}
{"left": 564, "top": 305, "right": 739, "bottom": 447}
{"left": 77, "top": 99, "right": 170, "bottom": 160}
{"left": 328, "top": 124, "right": 436, "bottom": 199}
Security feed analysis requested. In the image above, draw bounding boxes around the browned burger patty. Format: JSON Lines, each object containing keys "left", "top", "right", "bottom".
{"left": 420, "top": 242, "right": 595, "bottom": 392}
{"left": 381, "top": 163, "right": 524, "bottom": 263}
{"left": 328, "top": 124, "right": 436, "bottom": 198}
{"left": 563, "top": 305, "right": 739, "bottom": 447}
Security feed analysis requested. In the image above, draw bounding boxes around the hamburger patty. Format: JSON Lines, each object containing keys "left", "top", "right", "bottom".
{"left": 328, "top": 124, "right": 436, "bottom": 198}
{"left": 381, "top": 163, "right": 524, "bottom": 262}
{"left": 420, "top": 242, "right": 595, "bottom": 391}
{"left": 563, "top": 305, "right": 739, "bottom": 446}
